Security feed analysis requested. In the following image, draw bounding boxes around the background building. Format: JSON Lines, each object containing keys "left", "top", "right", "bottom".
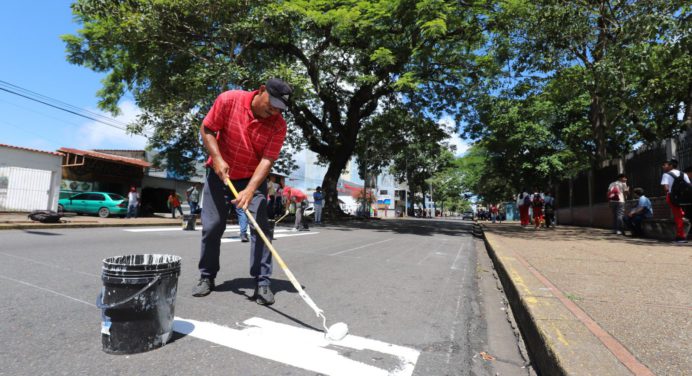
{"left": 0, "top": 144, "right": 63, "bottom": 211}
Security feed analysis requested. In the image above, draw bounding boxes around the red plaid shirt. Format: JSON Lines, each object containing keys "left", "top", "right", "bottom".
{"left": 203, "top": 90, "right": 287, "bottom": 179}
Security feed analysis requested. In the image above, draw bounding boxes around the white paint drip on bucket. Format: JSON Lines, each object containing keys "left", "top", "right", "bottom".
{"left": 173, "top": 317, "right": 419, "bottom": 376}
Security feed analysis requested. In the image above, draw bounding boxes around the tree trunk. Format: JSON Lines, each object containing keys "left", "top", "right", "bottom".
{"left": 589, "top": 94, "right": 608, "bottom": 161}
{"left": 321, "top": 154, "right": 350, "bottom": 218}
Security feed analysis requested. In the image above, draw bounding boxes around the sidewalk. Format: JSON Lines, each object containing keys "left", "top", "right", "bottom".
{"left": 480, "top": 223, "right": 691, "bottom": 375}
{"left": 0, "top": 212, "right": 189, "bottom": 230}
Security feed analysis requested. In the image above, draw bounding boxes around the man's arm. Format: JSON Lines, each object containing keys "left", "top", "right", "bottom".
{"left": 200, "top": 124, "right": 230, "bottom": 182}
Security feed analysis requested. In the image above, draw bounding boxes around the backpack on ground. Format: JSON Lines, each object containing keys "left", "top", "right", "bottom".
{"left": 28, "top": 210, "right": 62, "bottom": 223}
{"left": 607, "top": 184, "right": 620, "bottom": 201}
{"left": 668, "top": 172, "right": 692, "bottom": 205}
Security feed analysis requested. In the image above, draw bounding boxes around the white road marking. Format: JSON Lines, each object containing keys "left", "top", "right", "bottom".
{"left": 450, "top": 240, "right": 465, "bottom": 270}
{"left": 329, "top": 238, "right": 393, "bottom": 256}
{"left": 173, "top": 316, "right": 419, "bottom": 376}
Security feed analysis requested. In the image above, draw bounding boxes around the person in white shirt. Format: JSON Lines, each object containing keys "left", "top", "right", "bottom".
{"left": 661, "top": 158, "right": 690, "bottom": 243}
{"left": 607, "top": 174, "right": 629, "bottom": 235}
{"left": 126, "top": 186, "right": 139, "bottom": 219}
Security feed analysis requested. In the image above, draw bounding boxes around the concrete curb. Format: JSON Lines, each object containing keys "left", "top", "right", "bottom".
{"left": 480, "top": 225, "right": 634, "bottom": 376}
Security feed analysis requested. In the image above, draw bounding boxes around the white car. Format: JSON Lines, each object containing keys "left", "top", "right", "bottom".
{"left": 303, "top": 205, "right": 314, "bottom": 217}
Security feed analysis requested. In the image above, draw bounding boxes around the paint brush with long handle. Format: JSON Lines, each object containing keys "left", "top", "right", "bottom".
{"left": 225, "top": 178, "right": 348, "bottom": 341}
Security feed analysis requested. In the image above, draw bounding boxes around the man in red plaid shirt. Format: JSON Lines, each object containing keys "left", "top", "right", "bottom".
{"left": 192, "top": 78, "right": 293, "bottom": 305}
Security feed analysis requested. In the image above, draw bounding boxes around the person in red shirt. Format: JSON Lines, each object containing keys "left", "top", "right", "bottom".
{"left": 167, "top": 191, "right": 183, "bottom": 219}
{"left": 192, "top": 78, "right": 292, "bottom": 305}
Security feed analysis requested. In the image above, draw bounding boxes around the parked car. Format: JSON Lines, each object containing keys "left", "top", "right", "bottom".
{"left": 58, "top": 191, "right": 128, "bottom": 218}
{"left": 461, "top": 211, "right": 475, "bottom": 220}
{"left": 303, "top": 205, "right": 314, "bottom": 218}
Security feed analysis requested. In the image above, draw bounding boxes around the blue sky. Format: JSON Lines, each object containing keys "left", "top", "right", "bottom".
{"left": 0, "top": 1, "right": 467, "bottom": 156}
{"left": 0, "top": 0, "right": 147, "bottom": 152}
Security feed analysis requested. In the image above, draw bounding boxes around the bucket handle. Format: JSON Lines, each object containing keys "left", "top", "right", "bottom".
{"left": 96, "top": 275, "right": 161, "bottom": 309}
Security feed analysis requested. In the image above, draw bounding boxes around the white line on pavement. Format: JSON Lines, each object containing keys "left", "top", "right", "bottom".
{"left": 172, "top": 316, "right": 419, "bottom": 376}
{"left": 329, "top": 238, "right": 393, "bottom": 256}
{"left": 0, "top": 274, "right": 95, "bottom": 307}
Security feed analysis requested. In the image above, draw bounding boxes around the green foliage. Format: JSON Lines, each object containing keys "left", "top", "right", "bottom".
{"left": 63, "top": 0, "right": 488, "bottom": 210}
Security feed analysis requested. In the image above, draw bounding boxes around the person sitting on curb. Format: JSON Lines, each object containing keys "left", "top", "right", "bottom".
{"left": 623, "top": 188, "right": 652, "bottom": 237}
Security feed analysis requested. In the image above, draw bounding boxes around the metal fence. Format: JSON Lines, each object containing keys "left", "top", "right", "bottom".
{"left": 556, "top": 132, "right": 692, "bottom": 226}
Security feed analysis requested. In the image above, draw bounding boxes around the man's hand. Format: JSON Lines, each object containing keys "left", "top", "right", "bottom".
{"left": 231, "top": 188, "right": 254, "bottom": 210}
{"left": 212, "top": 157, "right": 230, "bottom": 182}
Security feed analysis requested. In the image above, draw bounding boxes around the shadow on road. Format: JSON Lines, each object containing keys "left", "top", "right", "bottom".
{"left": 21, "top": 230, "right": 63, "bottom": 236}
{"left": 277, "top": 218, "right": 474, "bottom": 237}
{"left": 216, "top": 277, "right": 300, "bottom": 297}
{"left": 483, "top": 223, "right": 677, "bottom": 247}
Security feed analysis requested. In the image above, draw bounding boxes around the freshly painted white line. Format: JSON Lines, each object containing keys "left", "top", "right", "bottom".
{"left": 329, "top": 238, "right": 393, "bottom": 256}
{"left": 173, "top": 316, "right": 419, "bottom": 376}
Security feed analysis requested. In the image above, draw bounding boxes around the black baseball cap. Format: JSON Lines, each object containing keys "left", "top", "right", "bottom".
{"left": 265, "top": 78, "right": 293, "bottom": 110}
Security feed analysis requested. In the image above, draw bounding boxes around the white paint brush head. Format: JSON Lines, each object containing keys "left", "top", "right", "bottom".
{"left": 326, "top": 322, "right": 349, "bottom": 341}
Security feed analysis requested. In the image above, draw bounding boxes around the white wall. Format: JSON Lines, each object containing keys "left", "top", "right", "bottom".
{"left": 0, "top": 146, "right": 62, "bottom": 211}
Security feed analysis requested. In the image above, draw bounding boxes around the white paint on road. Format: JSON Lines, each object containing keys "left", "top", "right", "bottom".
{"left": 329, "top": 238, "right": 393, "bottom": 256}
{"left": 173, "top": 316, "right": 419, "bottom": 376}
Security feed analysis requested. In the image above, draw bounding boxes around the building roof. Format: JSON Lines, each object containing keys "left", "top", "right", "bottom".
{"left": 0, "top": 143, "right": 63, "bottom": 157}
{"left": 58, "top": 147, "right": 151, "bottom": 168}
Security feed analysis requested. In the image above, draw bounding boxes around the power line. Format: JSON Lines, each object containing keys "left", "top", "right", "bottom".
{"left": 0, "top": 80, "right": 131, "bottom": 131}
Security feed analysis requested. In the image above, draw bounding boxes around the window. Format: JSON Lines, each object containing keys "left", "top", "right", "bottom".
{"left": 108, "top": 193, "right": 124, "bottom": 201}
{"left": 70, "top": 193, "right": 89, "bottom": 200}
{"left": 380, "top": 190, "right": 388, "bottom": 195}
{"left": 88, "top": 193, "right": 105, "bottom": 201}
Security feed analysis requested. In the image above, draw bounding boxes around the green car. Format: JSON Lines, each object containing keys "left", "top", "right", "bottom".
{"left": 58, "top": 192, "right": 128, "bottom": 218}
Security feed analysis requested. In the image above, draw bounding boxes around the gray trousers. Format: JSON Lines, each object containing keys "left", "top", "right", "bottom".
{"left": 609, "top": 201, "right": 625, "bottom": 232}
{"left": 294, "top": 205, "right": 303, "bottom": 229}
{"left": 198, "top": 171, "right": 273, "bottom": 286}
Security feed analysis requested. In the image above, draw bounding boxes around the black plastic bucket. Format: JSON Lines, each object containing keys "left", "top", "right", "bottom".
{"left": 182, "top": 214, "right": 196, "bottom": 231}
{"left": 97, "top": 254, "right": 181, "bottom": 354}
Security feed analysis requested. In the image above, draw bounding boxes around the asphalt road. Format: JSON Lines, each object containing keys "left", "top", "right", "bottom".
{"left": 0, "top": 219, "right": 532, "bottom": 376}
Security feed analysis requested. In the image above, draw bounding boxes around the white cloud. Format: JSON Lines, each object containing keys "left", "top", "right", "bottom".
{"left": 438, "top": 115, "right": 469, "bottom": 156}
{"left": 75, "top": 101, "right": 148, "bottom": 150}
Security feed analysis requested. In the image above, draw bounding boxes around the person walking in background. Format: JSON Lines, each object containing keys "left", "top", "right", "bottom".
{"left": 167, "top": 191, "right": 183, "bottom": 219}
{"left": 531, "top": 188, "right": 544, "bottom": 229}
{"left": 661, "top": 159, "right": 689, "bottom": 243}
{"left": 234, "top": 205, "right": 249, "bottom": 242}
{"left": 623, "top": 188, "right": 652, "bottom": 237}
{"left": 126, "top": 186, "right": 139, "bottom": 218}
{"left": 543, "top": 190, "right": 555, "bottom": 228}
{"left": 490, "top": 203, "right": 499, "bottom": 223}
{"left": 313, "top": 186, "right": 324, "bottom": 224}
{"left": 266, "top": 176, "right": 277, "bottom": 219}
{"left": 186, "top": 183, "right": 201, "bottom": 215}
{"left": 517, "top": 189, "right": 531, "bottom": 227}
{"left": 607, "top": 174, "right": 629, "bottom": 235}
{"left": 274, "top": 178, "right": 285, "bottom": 218}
